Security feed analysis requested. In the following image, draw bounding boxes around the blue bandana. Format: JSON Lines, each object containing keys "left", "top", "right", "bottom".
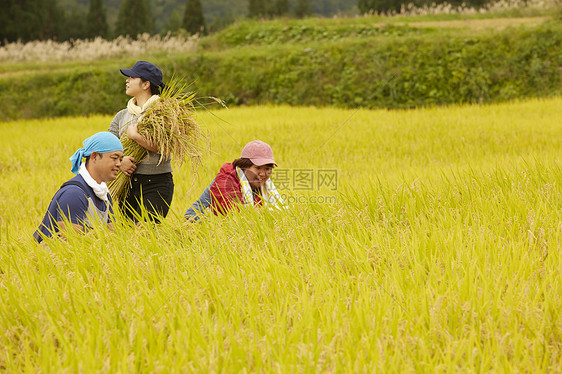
{"left": 69, "top": 132, "right": 123, "bottom": 174}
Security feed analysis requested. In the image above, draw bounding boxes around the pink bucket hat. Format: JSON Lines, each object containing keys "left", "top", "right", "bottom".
{"left": 241, "top": 140, "right": 277, "bottom": 166}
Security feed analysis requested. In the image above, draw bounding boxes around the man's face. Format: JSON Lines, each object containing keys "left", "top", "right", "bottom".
{"left": 92, "top": 151, "right": 123, "bottom": 182}
{"left": 244, "top": 164, "right": 273, "bottom": 189}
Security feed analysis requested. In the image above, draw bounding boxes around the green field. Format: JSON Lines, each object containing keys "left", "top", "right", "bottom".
{"left": 1, "top": 97, "right": 561, "bottom": 371}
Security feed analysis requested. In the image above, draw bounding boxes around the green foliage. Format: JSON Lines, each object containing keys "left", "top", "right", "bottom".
{"left": 65, "top": 0, "right": 356, "bottom": 28}
{"left": 0, "top": 68, "right": 124, "bottom": 119}
{"left": 358, "top": 0, "right": 414, "bottom": 13}
{"left": 63, "top": 0, "right": 247, "bottom": 32}
{"left": 213, "top": 19, "right": 429, "bottom": 46}
{"left": 182, "top": 0, "right": 207, "bottom": 35}
{"left": 92, "top": 0, "right": 248, "bottom": 32}
{"left": 294, "top": 0, "right": 312, "bottom": 18}
{"left": 0, "top": 0, "right": 66, "bottom": 43}
{"left": 114, "top": 0, "right": 155, "bottom": 37}
{"left": 86, "top": 0, "right": 109, "bottom": 38}
{"left": 59, "top": 4, "right": 89, "bottom": 40}
{"left": 249, "top": 0, "right": 267, "bottom": 18}
{"left": 206, "top": 12, "right": 239, "bottom": 33}
{"left": 165, "top": 10, "right": 183, "bottom": 33}
{"left": 1, "top": 20, "right": 561, "bottom": 120}
{"left": 250, "top": 0, "right": 314, "bottom": 18}
{"left": 311, "top": 0, "right": 355, "bottom": 15}
{"left": 275, "top": 0, "right": 291, "bottom": 16}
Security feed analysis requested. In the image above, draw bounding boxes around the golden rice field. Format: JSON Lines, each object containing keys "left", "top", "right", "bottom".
{"left": 1, "top": 98, "right": 561, "bottom": 372}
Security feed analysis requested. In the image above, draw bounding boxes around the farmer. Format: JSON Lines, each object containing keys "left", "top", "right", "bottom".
{"left": 34, "top": 132, "right": 123, "bottom": 243}
{"left": 185, "top": 140, "right": 284, "bottom": 220}
{"left": 109, "top": 60, "right": 174, "bottom": 223}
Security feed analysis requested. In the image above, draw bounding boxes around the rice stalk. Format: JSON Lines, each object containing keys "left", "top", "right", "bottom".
{"left": 108, "top": 78, "right": 206, "bottom": 204}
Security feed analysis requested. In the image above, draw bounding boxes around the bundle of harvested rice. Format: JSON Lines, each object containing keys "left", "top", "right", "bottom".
{"left": 109, "top": 79, "right": 205, "bottom": 204}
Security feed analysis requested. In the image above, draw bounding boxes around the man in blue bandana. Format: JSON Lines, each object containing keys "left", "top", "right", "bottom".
{"left": 34, "top": 132, "right": 124, "bottom": 243}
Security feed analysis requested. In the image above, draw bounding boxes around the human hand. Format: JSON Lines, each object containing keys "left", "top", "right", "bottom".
{"left": 126, "top": 123, "right": 157, "bottom": 152}
{"left": 126, "top": 123, "right": 140, "bottom": 141}
{"left": 120, "top": 156, "right": 137, "bottom": 176}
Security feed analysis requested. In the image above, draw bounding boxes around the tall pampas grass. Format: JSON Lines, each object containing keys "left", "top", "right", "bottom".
{"left": 0, "top": 33, "right": 199, "bottom": 63}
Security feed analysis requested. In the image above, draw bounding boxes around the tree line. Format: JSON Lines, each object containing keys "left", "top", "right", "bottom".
{"left": 0, "top": 0, "right": 207, "bottom": 43}
{"left": 1, "top": 0, "right": 498, "bottom": 44}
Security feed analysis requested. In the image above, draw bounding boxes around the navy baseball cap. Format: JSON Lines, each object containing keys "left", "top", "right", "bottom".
{"left": 120, "top": 61, "right": 163, "bottom": 88}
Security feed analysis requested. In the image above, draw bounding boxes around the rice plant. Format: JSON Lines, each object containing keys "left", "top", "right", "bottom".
{"left": 1, "top": 97, "right": 561, "bottom": 372}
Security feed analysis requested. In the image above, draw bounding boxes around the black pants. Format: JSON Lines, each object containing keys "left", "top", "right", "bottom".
{"left": 121, "top": 173, "right": 174, "bottom": 223}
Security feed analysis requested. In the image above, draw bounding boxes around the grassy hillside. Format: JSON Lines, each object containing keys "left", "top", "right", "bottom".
{"left": 0, "top": 12, "right": 560, "bottom": 119}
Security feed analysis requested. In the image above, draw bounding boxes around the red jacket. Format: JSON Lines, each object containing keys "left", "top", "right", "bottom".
{"left": 210, "top": 163, "right": 262, "bottom": 215}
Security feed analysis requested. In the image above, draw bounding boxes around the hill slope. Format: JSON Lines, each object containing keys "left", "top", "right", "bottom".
{"left": 0, "top": 13, "right": 560, "bottom": 120}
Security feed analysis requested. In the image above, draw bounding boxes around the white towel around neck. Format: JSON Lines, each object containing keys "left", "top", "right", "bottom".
{"left": 79, "top": 163, "right": 110, "bottom": 202}
{"left": 127, "top": 95, "right": 160, "bottom": 117}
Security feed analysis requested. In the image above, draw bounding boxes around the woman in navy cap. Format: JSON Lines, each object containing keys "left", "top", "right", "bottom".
{"left": 108, "top": 61, "right": 174, "bottom": 223}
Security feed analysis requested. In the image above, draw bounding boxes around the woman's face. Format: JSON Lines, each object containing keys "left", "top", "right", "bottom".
{"left": 125, "top": 77, "right": 146, "bottom": 97}
{"left": 244, "top": 164, "right": 273, "bottom": 189}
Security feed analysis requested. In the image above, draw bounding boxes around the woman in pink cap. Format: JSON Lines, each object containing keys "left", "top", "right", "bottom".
{"left": 185, "top": 140, "right": 284, "bottom": 219}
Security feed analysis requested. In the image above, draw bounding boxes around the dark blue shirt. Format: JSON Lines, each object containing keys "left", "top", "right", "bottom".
{"left": 35, "top": 175, "right": 114, "bottom": 243}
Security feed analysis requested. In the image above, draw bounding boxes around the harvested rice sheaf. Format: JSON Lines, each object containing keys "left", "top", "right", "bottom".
{"left": 109, "top": 81, "right": 205, "bottom": 204}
